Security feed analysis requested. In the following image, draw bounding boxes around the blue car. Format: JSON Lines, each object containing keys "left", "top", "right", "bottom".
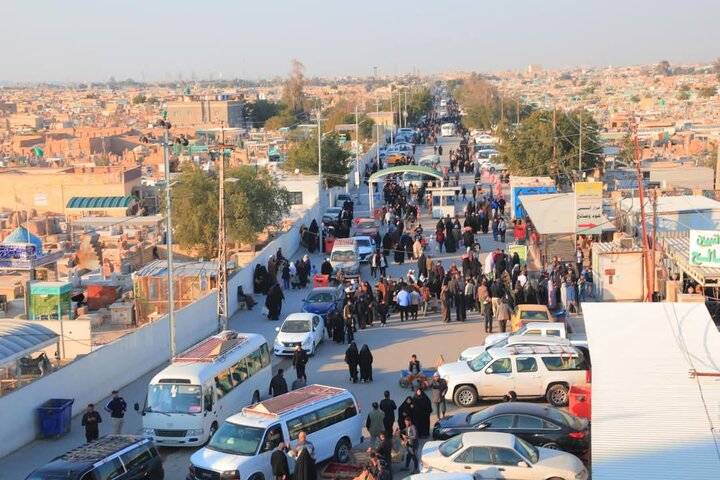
{"left": 301, "top": 286, "right": 344, "bottom": 317}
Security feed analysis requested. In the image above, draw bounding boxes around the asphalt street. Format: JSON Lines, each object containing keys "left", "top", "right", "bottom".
{"left": 0, "top": 136, "right": 575, "bottom": 480}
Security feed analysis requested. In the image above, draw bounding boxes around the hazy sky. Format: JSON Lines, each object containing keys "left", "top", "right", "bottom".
{"left": 2, "top": 0, "right": 718, "bottom": 82}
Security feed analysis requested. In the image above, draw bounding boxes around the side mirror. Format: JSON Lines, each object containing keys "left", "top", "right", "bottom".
{"left": 517, "top": 461, "right": 528, "bottom": 468}
{"left": 476, "top": 423, "right": 488, "bottom": 430}
{"left": 133, "top": 403, "right": 140, "bottom": 412}
{"left": 275, "top": 327, "right": 280, "bottom": 332}
{"left": 485, "top": 368, "right": 494, "bottom": 374}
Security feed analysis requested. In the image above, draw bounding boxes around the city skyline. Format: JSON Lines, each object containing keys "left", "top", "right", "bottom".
{"left": 2, "top": 0, "right": 719, "bottom": 83}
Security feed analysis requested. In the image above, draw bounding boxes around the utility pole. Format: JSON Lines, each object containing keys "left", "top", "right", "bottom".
{"left": 715, "top": 138, "right": 720, "bottom": 190}
{"left": 355, "top": 104, "right": 360, "bottom": 189}
{"left": 389, "top": 86, "right": 394, "bottom": 144}
{"left": 516, "top": 99, "right": 520, "bottom": 125}
{"left": 578, "top": 113, "right": 583, "bottom": 175}
{"left": 317, "top": 110, "right": 323, "bottom": 251}
{"left": 633, "top": 122, "right": 653, "bottom": 302}
{"left": 376, "top": 97, "right": 380, "bottom": 168}
{"left": 651, "top": 188, "right": 658, "bottom": 300}
{"left": 161, "top": 117, "right": 176, "bottom": 358}
{"left": 500, "top": 96, "right": 504, "bottom": 122}
{"left": 216, "top": 126, "right": 229, "bottom": 332}
{"left": 552, "top": 107, "right": 557, "bottom": 164}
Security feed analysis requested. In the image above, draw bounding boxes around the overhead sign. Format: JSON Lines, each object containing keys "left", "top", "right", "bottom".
{"left": 575, "top": 182, "right": 603, "bottom": 234}
{"left": 689, "top": 230, "right": 720, "bottom": 268}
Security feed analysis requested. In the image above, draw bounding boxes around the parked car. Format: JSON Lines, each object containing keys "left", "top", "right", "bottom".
{"left": 421, "top": 432, "right": 587, "bottom": 480}
{"left": 352, "top": 235, "right": 375, "bottom": 262}
{"left": 458, "top": 335, "right": 574, "bottom": 362}
{"left": 25, "top": 436, "right": 164, "bottom": 480}
{"left": 432, "top": 402, "right": 590, "bottom": 454}
{"left": 302, "top": 286, "right": 344, "bottom": 318}
{"left": 323, "top": 207, "right": 343, "bottom": 224}
{"left": 511, "top": 304, "right": 566, "bottom": 332}
{"left": 335, "top": 193, "right": 352, "bottom": 208}
{"left": 438, "top": 344, "right": 590, "bottom": 407}
{"left": 273, "top": 313, "right": 324, "bottom": 356}
{"left": 353, "top": 217, "right": 376, "bottom": 230}
{"left": 485, "top": 322, "right": 588, "bottom": 351}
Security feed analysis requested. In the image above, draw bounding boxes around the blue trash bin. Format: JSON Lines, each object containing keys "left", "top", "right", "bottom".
{"left": 38, "top": 398, "right": 74, "bottom": 438}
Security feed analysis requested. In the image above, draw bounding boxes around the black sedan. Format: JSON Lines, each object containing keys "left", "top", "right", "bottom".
{"left": 432, "top": 402, "right": 589, "bottom": 454}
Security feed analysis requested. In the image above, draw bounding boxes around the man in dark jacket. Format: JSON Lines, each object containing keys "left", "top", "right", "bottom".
{"left": 292, "top": 345, "right": 309, "bottom": 382}
{"left": 320, "top": 258, "right": 333, "bottom": 276}
{"left": 271, "top": 442, "right": 290, "bottom": 480}
{"left": 269, "top": 369, "right": 289, "bottom": 397}
{"left": 379, "top": 390, "right": 397, "bottom": 435}
{"left": 81, "top": 404, "right": 102, "bottom": 442}
{"left": 104, "top": 390, "right": 127, "bottom": 434}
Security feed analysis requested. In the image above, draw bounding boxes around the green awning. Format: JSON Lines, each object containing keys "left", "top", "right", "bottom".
{"left": 367, "top": 165, "right": 443, "bottom": 184}
{"left": 66, "top": 196, "right": 137, "bottom": 210}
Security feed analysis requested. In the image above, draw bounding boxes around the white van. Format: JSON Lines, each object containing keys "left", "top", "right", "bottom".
{"left": 188, "top": 385, "right": 363, "bottom": 480}
{"left": 137, "top": 331, "right": 272, "bottom": 447}
{"left": 330, "top": 238, "right": 360, "bottom": 278}
{"left": 441, "top": 123, "right": 456, "bottom": 137}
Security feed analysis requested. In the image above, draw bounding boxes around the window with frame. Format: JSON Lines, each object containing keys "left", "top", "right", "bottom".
{"left": 119, "top": 445, "right": 153, "bottom": 472}
{"left": 541, "top": 355, "right": 586, "bottom": 371}
{"left": 286, "top": 398, "right": 356, "bottom": 440}
{"left": 455, "top": 446, "right": 493, "bottom": 464}
{"left": 546, "top": 329, "right": 562, "bottom": 337}
{"left": 259, "top": 343, "right": 271, "bottom": 368}
{"left": 516, "top": 357, "right": 538, "bottom": 373}
{"left": 514, "top": 415, "right": 544, "bottom": 430}
{"left": 215, "top": 370, "right": 234, "bottom": 398}
{"left": 260, "top": 425, "right": 285, "bottom": 453}
{"left": 92, "top": 458, "right": 125, "bottom": 480}
{"left": 487, "top": 358, "right": 512, "bottom": 374}
{"left": 492, "top": 447, "right": 524, "bottom": 466}
{"left": 288, "top": 192, "right": 303, "bottom": 205}
{"left": 246, "top": 349, "right": 263, "bottom": 376}
{"left": 232, "top": 359, "right": 248, "bottom": 386}
{"left": 485, "top": 415, "right": 514, "bottom": 429}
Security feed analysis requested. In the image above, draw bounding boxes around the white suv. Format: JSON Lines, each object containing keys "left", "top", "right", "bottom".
{"left": 273, "top": 313, "right": 324, "bottom": 356}
{"left": 439, "top": 344, "right": 590, "bottom": 407}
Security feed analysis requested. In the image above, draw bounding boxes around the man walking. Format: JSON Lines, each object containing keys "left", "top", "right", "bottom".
{"left": 81, "top": 404, "right": 102, "bottom": 442}
{"left": 496, "top": 298, "right": 513, "bottom": 333}
{"left": 104, "top": 390, "right": 127, "bottom": 434}
{"left": 430, "top": 373, "right": 448, "bottom": 419}
{"left": 293, "top": 345, "right": 309, "bottom": 383}
{"left": 379, "top": 390, "right": 397, "bottom": 435}
{"left": 271, "top": 443, "right": 290, "bottom": 480}
{"left": 269, "top": 369, "right": 289, "bottom": 397}
{"left": 397, "top": 286, "right": 411, "bottom": 322}
{"left": 400, "top": 417, "right": 419, "bottom": 473}
{"left": 365, "top": 402, "right": 386, "bottom": 448}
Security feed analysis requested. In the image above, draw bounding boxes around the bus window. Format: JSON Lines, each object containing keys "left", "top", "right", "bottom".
{"left": 246, "top": 349, "right": 262, "bottom": 376}
{"left": 204, "top": 383, "right": 214, "bottom": 411}
{"left": 232, "top": 359, "right": 249, "bottom": 386}
{"left": 215, "top": 370, "right": 233, "bottom": 398}
{"left": 260, "top": 344, "right": 271, "bottom": 368}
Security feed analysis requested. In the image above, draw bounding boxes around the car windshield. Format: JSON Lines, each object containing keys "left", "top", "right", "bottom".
{"left": 514, "top": 437, "right": 539, "bottom": 464}
{"left": 307, "top": 292, "right": 333, "bottom": 303}
{"left": 439, "top": 435, "right": 463, "bottom": 457}
{"left": 146, "top": 383, "right": 202, "bottom": 414}
{"left": 468, "top": 351, "right": 493, "bottom": 372}
{"left": 356, "top": 239, "right": 371, "bottom": 247}
{"left": 520, "top": 311, "right": 549, "bottom": 321}
{"left": 208, "top": 422, "right": 264, "bottom": 456}
{"left": 332, "top": 251, "right": 356, "bottom": 262}
{"left": 281, "top": 320, "right": 311, "bottom": 333}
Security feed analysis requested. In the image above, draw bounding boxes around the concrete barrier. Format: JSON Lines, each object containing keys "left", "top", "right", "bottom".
{"left": 0, "top": 201, "right": 322, "bottom": 459}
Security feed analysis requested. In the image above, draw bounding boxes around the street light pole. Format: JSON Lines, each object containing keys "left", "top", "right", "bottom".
{"left": 317, "top": 110, "right": 323, "bottom": 252}
{"left": 216, "top": 127, "right": 229, "bottom": 332}
{"left": 355, "top": 104, "right": 360, "bottom": 189}
{"left": 162, "top": 122, "right": 177, "bottom": 359}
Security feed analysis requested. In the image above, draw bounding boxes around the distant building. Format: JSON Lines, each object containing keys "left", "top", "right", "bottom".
{"left": 9, "top": 114, "right": 43, "bottom": 131}
{"left": 528, "top": 64, "right": 543, "bottom": 76}
{"left": 165, "top": 96, "right": 245, "bottom": 128}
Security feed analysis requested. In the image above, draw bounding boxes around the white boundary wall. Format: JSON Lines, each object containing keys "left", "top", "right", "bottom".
{"left": 0, "top": 201, "right": 321, "bottom": 459}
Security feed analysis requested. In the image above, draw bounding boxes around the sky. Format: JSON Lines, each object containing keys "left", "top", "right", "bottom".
{"left": 2, "top": 0, "right": 719, "bottom": 83}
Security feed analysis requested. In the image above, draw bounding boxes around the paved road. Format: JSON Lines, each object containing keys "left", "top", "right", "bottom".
{"left": 0, "top": 135, "right": 573, "bottom": 479}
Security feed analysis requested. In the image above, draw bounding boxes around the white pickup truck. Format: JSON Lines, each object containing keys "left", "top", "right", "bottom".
{"left": 459, "top": 322, "right": 588, "bottom": 362}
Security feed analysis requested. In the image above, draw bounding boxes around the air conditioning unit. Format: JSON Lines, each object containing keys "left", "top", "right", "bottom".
{"left": 619, "top": 238, "right": 634, "bottom": 249}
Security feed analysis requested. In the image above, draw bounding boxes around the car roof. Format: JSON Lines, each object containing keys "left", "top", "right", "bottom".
{"left": 474, "top": 401, "right": 563, "bottom": 418}
{"left": 524, "top": 322, "right": 564, "bottom": 328}
{"left": 506, "top": 335, "right": 571, "bottom": 346}
{"left": 353, "top": 235, "right": 372, "bottom": 241}
{"left": 489, "top": 344, "right": 581, "bottom": 357}
{"left": 459, "top": 432, "right": 515, "bottom": 448}
{"left": 283, "top": 313, "right": 316, "bottom": 321}
{"left": 309, "top": 287, "right": 338, "bottom": 294}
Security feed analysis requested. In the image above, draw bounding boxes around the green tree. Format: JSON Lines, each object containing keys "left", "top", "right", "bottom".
{"left": 454, "top": 73, "right": 530, "bottom": 129}
{"left": 405, "top": 88, "right": 433, "bottom": 124}
{"left": 656, "top": 60, "right": 672, "bottom": 76}
{"left": 282, "top": 59, "right": 307, "bottom": 113}
{"left": 285, "top": 134, "right": 351, "bottom": 187}
{"left": 617, "top": 133, "right": 637, "bottom": 164}
{"left": 264, "top": 112, "right": 296, "bottom": 131}
{"left": 132, "top": 94, "right": 147, "bottom": 104}
{"left": 244, "top": 100, "right": 284, "bottom": 127}
{"left": 498, "top": 109, "right": 603, "bottom": 181}
{"left": 169, "top": 165, "right": 290, "bottom": 257}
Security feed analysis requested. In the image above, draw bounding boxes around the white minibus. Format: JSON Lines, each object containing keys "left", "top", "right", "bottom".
{"left": 136, "top": 331, "right": 272, "bottom": 446}
{"left": 189, "top": 385, "right": 363, "bottom": 480}
{"left": 441, "top": 123, "right": 456, "bottom": 137}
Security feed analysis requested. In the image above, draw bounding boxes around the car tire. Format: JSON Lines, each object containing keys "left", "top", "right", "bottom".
{"left": 252, "top": 390, "right": 260, "bottom": 404}
{"left": 248, "top": 474, "right": 264, "bottom": 480}
{"left": 546, "top": 384, "right": 569, "bottom": 407}
{"left": 542, "top": 442, "right": 559, "bottom": 450}
{"left": 334, "top": 437, "right": 352, "bottom": 463}
{"left": 453, "top": 385, "right": 477, "bottom": 407}
{"left": 205, "top": 422, "right": 218, "bottom": 445}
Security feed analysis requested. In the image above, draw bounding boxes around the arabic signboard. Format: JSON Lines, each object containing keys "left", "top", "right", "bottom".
{"left": 689, "top": 230, "right": 720, "bottom": 268}
{"left": 508, "top": 244, "right": 528, "bottom": 266}
{"left": 0, "top": 244, "right": 37, "bottom": 261}
{"left": 0, "top": 250, "right": 64, "bottom": 270}
{"left": 575, "top": 182, "right": 603, "bottom": 235}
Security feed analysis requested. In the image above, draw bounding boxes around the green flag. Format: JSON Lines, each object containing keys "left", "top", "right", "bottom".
{"left": 32, "top": 147, "right": 44, "bottom": 157}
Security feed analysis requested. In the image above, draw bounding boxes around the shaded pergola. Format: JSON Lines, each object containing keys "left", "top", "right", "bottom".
{"left": 367, "top": 165, "right": 444, "bottom": 210}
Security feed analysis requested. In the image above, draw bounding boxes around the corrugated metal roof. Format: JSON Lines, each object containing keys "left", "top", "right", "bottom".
{"left": 619, "top": 195, "right": 720, "bottom": 214}
{"left": 66, "top": 196, "right": 137, "bottom": 210}
{"left": 584, "top": 302, "right": 720, "bottom": 480}
{"left": 0, "top": 320, "right": 58, "bottom": 365}
{"left": 659, "top": 233, "right": 720, "bottom": 285}
{"left": 134, "top": 259, "right": 217, "bottom": 278}
{"left": 592, "top": 240, "right": 643, "bottom": 254}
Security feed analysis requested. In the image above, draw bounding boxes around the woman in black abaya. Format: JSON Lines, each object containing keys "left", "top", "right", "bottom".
{"left": 358, "top": 344, "right": 373, "bottom": 382}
